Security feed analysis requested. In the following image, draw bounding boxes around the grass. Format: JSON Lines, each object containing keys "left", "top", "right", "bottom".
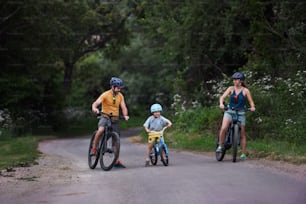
{"left": 0, "top": 135, "right": 41, "bottom": 170}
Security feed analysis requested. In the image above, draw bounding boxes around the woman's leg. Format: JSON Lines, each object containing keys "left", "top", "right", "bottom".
{"left": 218, "top": 116, "right": 232, "bottom": 146}
{"left": 240, "top": 125, "right": 246, "bottom": 154}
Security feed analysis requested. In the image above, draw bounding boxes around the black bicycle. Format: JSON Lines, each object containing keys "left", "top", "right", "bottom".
{"left": 216, "top": 107, "right": 249, "bottom": 162}
{"left": 88, "top": 112, "right": 122, "bottom": 171}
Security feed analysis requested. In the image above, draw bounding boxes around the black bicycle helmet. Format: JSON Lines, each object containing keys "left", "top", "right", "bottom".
{"left": 110, "top": 77, "right": 124, "bottom": 88}
{"left": 232, "top": 72, "right": 245, "bottom": 80}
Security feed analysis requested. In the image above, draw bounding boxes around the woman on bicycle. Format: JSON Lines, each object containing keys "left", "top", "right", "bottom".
{"left": 143, "top": 104, "right": 172, "bottom": 166}
{"left": 216, "top": 72, "right": 255, "bottom": 160}
{"left": 91, "top": 77, "right": 129, "bottom": 168}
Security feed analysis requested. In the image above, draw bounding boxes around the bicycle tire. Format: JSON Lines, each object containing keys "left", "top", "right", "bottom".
{"left": 160, "top": 144, "right": 169, "bottom": 166}
{"left": 88, "top": 131, "right": 100, "bottom": 169}
{"left": 100, "top": 131, "right": 120, "bottom": 171}
{"left": 150, "top": 146, "right": 158, "bottom": 165}
{"left": 232, "top": 124, "right": 239, "bottom": 162}
{"left": 215, "top": 129, "right": 226, "bottom": 161}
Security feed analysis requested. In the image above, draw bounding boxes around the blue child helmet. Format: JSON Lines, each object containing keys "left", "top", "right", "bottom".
{"left": 110, "top": 77, "right": 124, "bottom": 88}
{"left": 150, "top": 104, "right": 162, "bottom": 113}
{"left": 232, "top": 72, "right": 245, "bottom": 80}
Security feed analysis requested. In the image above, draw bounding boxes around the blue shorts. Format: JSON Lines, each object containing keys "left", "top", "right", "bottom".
{"left": 224, "top": 110, "right": 246, "bottom": 125}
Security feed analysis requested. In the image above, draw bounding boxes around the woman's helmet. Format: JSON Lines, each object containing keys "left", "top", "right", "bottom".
{"left": 150, "top": 104, "right": 162, "bottom": 113}
{"left": 232, "top": 72, "right": 245, "bottom": 80}
{"left": 110, "top": 77, "right": 124, "bottom": 88}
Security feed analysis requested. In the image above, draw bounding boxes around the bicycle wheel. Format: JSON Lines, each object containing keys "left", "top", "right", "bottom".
{"left": 232, "top": 124, "right": 239, "bottom": 162}
{"left": 215, "top": 129, "right": 226, "bottom": 161}
{"left": 88, "top": 131, "right": 100, "bottom": 169}
{"left": 100, "top": 131, "right": 120, "bottom": 171}
{"left": 150, "top": 146, "right": 158, "bottom": 165}
{"left": 160, "top": 144, "right": 169, "bottom": 166}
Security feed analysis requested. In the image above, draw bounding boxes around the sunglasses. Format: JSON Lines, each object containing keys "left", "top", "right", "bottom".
{"left": 112, "top": 96, "right": 116, "bottom": 104}
{"left": 233, "top": 78, "right": 240, "bottom": 80}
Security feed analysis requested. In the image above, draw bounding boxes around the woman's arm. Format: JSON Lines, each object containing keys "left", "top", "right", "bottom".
{"left": 219, "top": 86, "right": 232, "bottom": 109}
{"left": 245, "top": 88, "right": 256, "bottom": 111}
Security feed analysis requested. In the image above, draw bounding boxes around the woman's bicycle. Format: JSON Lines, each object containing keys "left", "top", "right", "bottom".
{"left": 149, "top": 127, "right": 169, "bottom": 166}
{"left": 88, "top": 112, "right": 122, "bottom": 171}
{"left": 216, "top": 107, "right": 249, "bottom": 162}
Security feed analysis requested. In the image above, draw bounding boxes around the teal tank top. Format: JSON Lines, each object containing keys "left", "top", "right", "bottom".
{"left": 229, "top": 89, "right": 246, "bottom": 110}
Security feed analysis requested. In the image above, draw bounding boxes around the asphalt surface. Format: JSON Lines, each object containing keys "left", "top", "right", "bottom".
{"left": 1, "top": 127, "right": 306, "bottom": 204}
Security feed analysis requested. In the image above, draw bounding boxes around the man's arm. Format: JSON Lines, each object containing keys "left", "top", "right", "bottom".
{"left": 92, "top": 98, "right": 102, "bottom": 114}
{"left": 120, "top": 101, "right": 129, "bottom": 120}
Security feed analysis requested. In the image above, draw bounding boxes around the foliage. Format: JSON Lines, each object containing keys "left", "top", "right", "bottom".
{"left": 0, "top": 136, "right": 39, "bottom": 169}
{"left": 0, "top": 0, "right": 139, "bottom": 134}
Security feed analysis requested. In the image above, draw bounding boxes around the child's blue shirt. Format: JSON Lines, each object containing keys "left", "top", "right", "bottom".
{"left": 143, "top": 115, "right": 168, "bottom": 131}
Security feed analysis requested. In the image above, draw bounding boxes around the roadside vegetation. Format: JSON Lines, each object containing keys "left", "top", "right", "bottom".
{"left": 1, "top": 1, "right": 305, "bottom": 170}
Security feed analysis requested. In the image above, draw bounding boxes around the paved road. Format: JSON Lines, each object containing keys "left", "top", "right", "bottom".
{"left": 2, "top": 128, "right": 306, "bottom": 204}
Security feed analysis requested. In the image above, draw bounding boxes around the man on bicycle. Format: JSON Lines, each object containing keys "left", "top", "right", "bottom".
{"left": 216, "top": 72, "right": 255, "bottom": 160}
{"left": 91, "top": 77, "right": 129, "bottom": 168}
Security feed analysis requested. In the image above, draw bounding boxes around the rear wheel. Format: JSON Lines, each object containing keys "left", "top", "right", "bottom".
{"left": 232, "top": 125, "right": 239, "bottom": 162}
{"left": 100, "top": 131, "right": 120, "bottom": 171}
{"left": 150, "top": 146, "right": 158, "bottom": 165}
{"left": 88, "top": 131, "right": 100, "bottom": 169}
{"left": 160, "top": 145, "right": 169, "bottom": 166}
{"left": 215, "top": 129, "right": 226, "bottom": 161}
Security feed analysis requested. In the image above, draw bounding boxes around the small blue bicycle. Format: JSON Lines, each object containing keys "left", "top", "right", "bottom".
{"left": 149, "top": 127, "right": 169, "bottom": 166}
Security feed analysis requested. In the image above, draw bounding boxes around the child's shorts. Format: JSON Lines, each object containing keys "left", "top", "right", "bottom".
{"left": 148, "top": 132, "right": 161, "bottom": 144}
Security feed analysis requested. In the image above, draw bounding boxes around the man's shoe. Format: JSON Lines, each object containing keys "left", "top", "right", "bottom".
{"left": 114, "top": 160, "right": 126, "bottom": 168}
{"left": 90, "top": 147, "right": 97, "bottom": 156}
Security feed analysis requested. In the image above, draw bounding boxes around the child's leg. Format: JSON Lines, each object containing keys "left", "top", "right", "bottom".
{"left": 146, "top": 143, "right": 154, "bottom": 160}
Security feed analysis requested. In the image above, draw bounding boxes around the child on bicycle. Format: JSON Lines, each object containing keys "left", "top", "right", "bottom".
{"left": 143, "top": 103, "right": 172, "bottom": 166}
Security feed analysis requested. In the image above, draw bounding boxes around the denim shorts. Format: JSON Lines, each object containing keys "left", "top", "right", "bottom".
{"left": 98, "top": 117, "right": 120, "bottom": 135}
{"left": 224, "top": 109, "right": 246, "bottom": 125}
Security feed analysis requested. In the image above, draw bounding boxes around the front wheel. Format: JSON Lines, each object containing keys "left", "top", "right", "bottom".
{"left": 88, "top": 131, "right": 100, "bottom": 169}
{"left": 160, "top": 144, "right": 169, "bottom": 166}
{"left": 150, "top": 145, "right": 158, "bottom": 165}
{"left": 232, "top": 124, "right": 240, "bottom": 162}
{"left": 100, "top": 131, "right": 120, "bottom": 171}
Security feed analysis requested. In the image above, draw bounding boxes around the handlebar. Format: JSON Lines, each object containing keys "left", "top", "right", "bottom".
{"left": 96, "top": 112, "right": 126, "bottom": 120}
{"left": 148, "top": 126, "right": 168, "bottom": 137}
{"left": 223, "top": 107, "right": 252, "bottom": 112}
{"left": 221, "top": 103, "right": 253, "bottom": 112}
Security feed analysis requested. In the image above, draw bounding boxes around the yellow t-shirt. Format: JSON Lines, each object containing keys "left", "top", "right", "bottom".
{"left": 99, "top": 89, "right": 124, "bottom": 116}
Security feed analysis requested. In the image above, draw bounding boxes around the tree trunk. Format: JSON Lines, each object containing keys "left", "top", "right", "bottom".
{"left": 64, "top": 62, "right": 73, "bottom": 93}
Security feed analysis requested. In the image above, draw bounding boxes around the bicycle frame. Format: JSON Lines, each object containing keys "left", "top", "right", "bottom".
{"left": 224, "top": 110, "right": 241, "bottom": 149}
{"left": 216, "top": 107, "right": 249, "bottom": 162}
{"left": 153, "top": 132, "right": 169, "bottom": 156}
{"left": 88, "top": 112, "right": 121, "bottom": 171}
{"left": 149, "top": 127, "right": 169, "bottom": 166}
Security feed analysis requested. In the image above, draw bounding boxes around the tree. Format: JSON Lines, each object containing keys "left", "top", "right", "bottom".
{"left": 0, "top": 0, "right": 140, "bottom": 132}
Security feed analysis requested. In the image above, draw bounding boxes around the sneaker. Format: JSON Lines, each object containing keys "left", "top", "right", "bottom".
{"left": 90, "top": 147, "right": 97, "bottom": 156}
{"left": 216, "top": 146, "right": 222, "bottom": 153}
{"left": 145, "top": 160, "right": 150, "bottom": 167}
{"left": 114, "top": 160, "right": 126, "bottom": 168}
{"left": 240, "top": 154, "right": 247, "bottom": 160}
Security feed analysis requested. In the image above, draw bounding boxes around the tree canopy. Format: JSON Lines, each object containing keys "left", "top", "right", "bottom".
{"left": 0, "top": 0, "right": 305, "bottom": 140}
